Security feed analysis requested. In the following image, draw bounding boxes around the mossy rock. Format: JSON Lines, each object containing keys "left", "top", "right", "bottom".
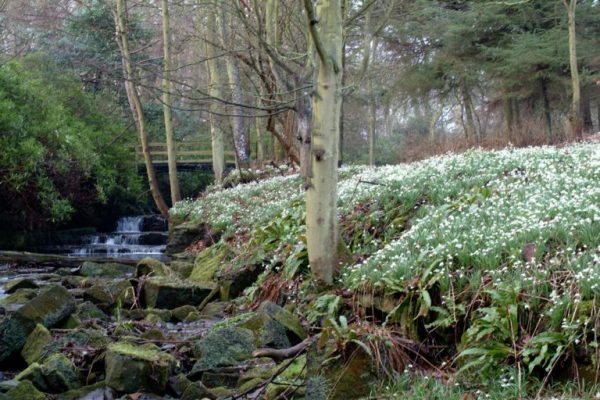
{"left": 142, "top": 276, "right": 216, "bottom": 309}
{"left": 59, "top": 381, "right": 115, "bottom": 400}
{"left": 136, "top": 257, "right": 170, "bottom": 278}
{"left": 171, "top": 305, "right": 198, "bottom": 322}
{"left": 83, "top": 279, "right": 134, "bottom": 310}
{"left": 43, "top": 328, "right": 109, "bottom": 358}
{"left": 125, "top": 308, "right": 172, "bottom": 322}
{"left": 265, "top": 355, "right": 306, "bottom": 399}
{"left": 169, "top": 261, "right": 194, "bottom": 279}
{"left": 15, "top": 363, "right": 48, "bottom": 392}
{"left": 21, "top": 324, "right": 52, "bottom": 365}
{"left": 60, "top": 275, "right": 90, "bottom": 289}
{"left": 201, "top": 302, "right": 228, "bottom": 318}
{"left": 0, "top": 288, "right": 38, "bottom": 305}
{"left": 189, "top": 246, "right": 229, "bottom": 283}
{"left": 258, "top": 301, "right": 306, "bottom": 341}
{"left": 181, "top": 381, "right": 215, "bottom": 400}
{"left": 5, "top": 380, "right": 47, "bottom": 400}
{"left": 190, "top": 327, "right": 256, "bottom": 375}
{"left": 105, "top": 342, "right": 176, "bottom": 394}
{"left": 209, "top": 386, "right": 235, "bottom": 399}
{"left": 0, "top": 285, "right": 75, "bottom": 362}
{"left": 80, "top": 261, "right": 135, "bottom": 278}
{"left": 74, "top": 301, "right": 106, "bottom": 320}
{"left": 41, "top": 353, "right": 82, "bottom": 392}
{"left": 4, "top": 278, "right": 39, "bottom": 294}
{"left": 217, "top": 262, "right": 262, "bottom": 300}
{"left": 201, "top": 371, "right": 239, "bottom": 389}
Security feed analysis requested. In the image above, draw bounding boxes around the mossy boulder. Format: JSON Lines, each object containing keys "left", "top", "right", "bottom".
{"left": 200, "top": 371, "right": 240, "bottom": 389}
{"left": 189, "top": 246, "right": 229, "bottom": 283}
{"left": 136, "top": 257, "right": 170, "bottom": 278}
{"left": 4, "top": 278, "right": 39, "bottom": 294}
{"left": 142, "top": 276, "right": 216, "bottom": 309}
{"left": 237, "top": 302, "right": 305, "bottom": 349}
{"left": 265, "top": 355, "right": 306, "bottom": 399}
{"left": 201, "top": 302, "right": 228, "bottom": 318}
{"left": 43, "top": 328, "right": 109, "bottom": 358}
{"left": 80, "top": 261, "right": 135, "bottom": 278}
{"left": 60, "top": 381, "right": 115, "bottom": 400}
{"left": 190, "top": 327, "right": 256, "bottom": 376}
{"left": 181, "top": 381, "right": 215, "bottom": 400}
{"left": 105, "top": 342, "right": 176, "bottom": 394}
{"left": 21, "top": 324, "right": 52, "bottom": 365}
{"left": 16, "top": 353, "right": 80, "bottom": 393}
{"left": 0, "top": 285, "right": 75, "bottom": 362}
{"left": 217, "top": 263, "right": 262, "bottom": 300}
{"left": 5, "top": 380, "right": 47, "bottom": 400}
{"left": 83, "top": 279, "right": 134, "bottom": 310}
{"left": 74, "top": 301, "right": 106, "bottom": 320}
{"left": 125, "top": 308, "right": 172, "bottom": 322}
{"left": 169, "top": 261, "right": 194, "bottom": 279}
{"left": 171, "top": 305, "right": 198, "bottom": 322}
{"left": 0, "top": 288, "right": 38, "bottom": 306}
{"left": 166, "top": 221, "right": 213, "bottom": 255}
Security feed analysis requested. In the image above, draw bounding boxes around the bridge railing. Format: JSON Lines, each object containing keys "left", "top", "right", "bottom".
{"left": 131, "top": 141, "right": 236, "bottom": 165}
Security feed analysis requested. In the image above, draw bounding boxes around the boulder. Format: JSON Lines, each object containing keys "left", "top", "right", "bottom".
{"left": 21, "top": 324, "right": 52, "bottom": 365}
{"left": 5, "top": 380, "right": 47, "bottom": 400}
{"left": 83, "top": 280, "right": 134, "bottom": 310}
{"left": 0, "top": 285, "right": 75, "bottom": 362}
{"left": 181, "top": 381, "right": 215, "bottom": 400}
{"left": 74, "top": 301, "right": 107, "bottom": 320}
{"left": 60, "top": 381, "right": 116, "bottom": 400}
{"left": 141, "top": 215, "right": 167, "bottom": 232}
{"left": 138, "top": 232, "right": 168, "bottom": 246}
{"left": 200, "top": 302, "right": 228, "bottom": 319}
{"left": 79, "top": 262, "right": 135, "bottom": 278}
{"left": 200, "top": 371, "right": 239, "bottom": 389}
{"left": 190, "top": 327, "right": 256, "bottom": 375}
{"left": 0, "top": 288, "right": 38, "bottom": 306}
{"left": 169, "top": 261, "right": 194, "bottom": 279}
{"left": 166, "top": 221, "right": 218, "bottom": 255}
{"left": 4, "top": 278, "right": 39, "bottom": 294}
{"left": 237, "top": 302, "right": 306, "bottom": 349}
{"left": 171, "top": 305, "right": 198, "bottom": 322}
{"left": 142, "top": 277, "right": 216, "bottom": 309}
{"left": 16, "top": 353, "right": 81, "bottom": 393}
{"left": 43, "top": 329, "right": 109, "bottom": 358}
{"left": 188, "top": 246, "right": 229, "bottom": 283}
{"left": 217, "top": 262, "right": 262, "bottom": 300}
{"left": 105, "top": 342, "right": 176, "bottom": 394}
{"left": 136, "top": 258, "right": 170, "bottom": 278}
{"left": 125, "top": 308, "right": 172, "bottom": 322}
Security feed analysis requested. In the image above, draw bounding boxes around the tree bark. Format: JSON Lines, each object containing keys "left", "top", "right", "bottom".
{"left": 565, "top": 0, "right": 582, "bottom": 138}
{"left": 217, "top": 3, "right": 249, "bottom": 164}
{"left": 161, "top": 0, "right": 181, "bottom": 204}
{"left": 114, "top": 0, "right": 169, "bottom": 217}
{"left": 204, "top": 6, "right": 225, "bottom": 184}
{"left": 541, "top": 78, "right": 553, "bottom": 142}
{"left": 304, "top": 0, "right": 343, "bottom": 286}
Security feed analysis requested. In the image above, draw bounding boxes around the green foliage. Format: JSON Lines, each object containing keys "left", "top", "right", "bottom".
{"left": 0, "top": 55, "right": 142, "bottom": 229}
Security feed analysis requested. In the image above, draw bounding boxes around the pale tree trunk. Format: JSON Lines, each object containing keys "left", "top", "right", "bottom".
{"left": 368, "top": 80, "right": 376, "bottom": 166}
{"left": 205, "top": 6, "right": 225, "bottom": 184}
{"left": 161, "top": 0, "right": 180, "bottom": 204}
{"left": 114, "top": 0, "right": 169, "bottom": 216}
{"left": 217, "top": 2, "right": 248, "bottom": 163}
{"left": 304, "top": 0, "right": 343, "bottom": 286}
{"left": 255, "top": 112, "right": 265, "bottom": 162}
{"left": 564, "top": 0, "right": 581, "bottom": 138}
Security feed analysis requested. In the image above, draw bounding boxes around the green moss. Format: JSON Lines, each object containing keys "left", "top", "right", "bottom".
{"left": 189, "top": 245, "right": 229, "bottom": 283}
{"left": 108, "top": 342, "right": 169, "bottom": 363}
{"left": 191, "top": 327, "right": 256, "bottom": 373}
{"left": 0, "top": 288, "right": 37, "bottom": 305}
{"left": 136, "top": 257, "right": 170, "bottom": 278}
{"left": 21, "top": 324, "right": 52, "bottom": 365}
{"left": 169, "top": 261, "right": 194, "bottom": 279}
{"left": 59, "top": 381, "right": 108, "bottom": 400}
{"left": 5, "top": 380, "right": 47, "bottom": 400}
{"left": 80, "top": 261, "right": 135, "bottom": 278}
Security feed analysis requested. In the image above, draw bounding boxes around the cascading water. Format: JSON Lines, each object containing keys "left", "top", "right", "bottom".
{"left": 70, "top": 215, "right": 167, "bottom": 260}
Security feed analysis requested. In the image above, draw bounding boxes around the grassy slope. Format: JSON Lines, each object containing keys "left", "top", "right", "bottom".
{"left": 172, "top": 143, "right": 600, "bottom": 397}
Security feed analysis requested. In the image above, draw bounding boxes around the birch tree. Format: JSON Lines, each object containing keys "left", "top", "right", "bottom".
{"left": 161, "top": 0, "right": 181, "bottom": 204}
{"left": 114, "top": 0, "right": 169, "bottom": 216}
{"left": 304, "top": 0, "right": 343, "bottom": 285}
{"left": 563, "top": 0, "right": 582, "bottom": 139}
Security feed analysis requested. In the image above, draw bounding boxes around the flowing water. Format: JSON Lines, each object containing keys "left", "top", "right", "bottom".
{"left": 70, "top": 215, "right": 168, "bottom": 260}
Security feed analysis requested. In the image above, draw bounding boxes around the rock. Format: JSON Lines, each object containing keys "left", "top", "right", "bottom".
{"left": 15, "top": 363, "right": 48, "bottom": 392}
{"left": 265, "top": 355, "right": 306, "bottom": 399}
{"left": 201, "top": 371, "right": 239, "bottom": 389}
{"left": 60, "top": 381, "right": 116, "bottom": 400}
{"left": 136, "top": 257, "right": 170, "bottom": 278}
{"left": 41, "top": 353, "right": 81, "bottom": 392}
{"left": 83, "top": 280, "right": 134, "bottom": 310}
{"left": 61, "top": 275, "right": 90, "bottom": 289}
{"left": 80, "top": 261, "right": 135, "bottom": 278}
{"left": 138, "top": 232, "right": 168, "bottom": 246}
{"left": 217, "top": 262, "right": 262, "bottom": 300}
{"left": 166, "top": 221, "right": 218, "bottom": 255}
{"left": 191, "top": 327, "right": 256, "bottom": 375}
{"left": 43, "top": 329, "right": 109, "bottom": 358}
{"left": 58, "top": 315, "right": 82, "bottom": 329}
{"left": 201, "top": 302, "right": 228, "bottom": 318}
{"left": 5, "top": 380, "right": 47, "bottom": 400}
{"left": 21, "top": 324, "right": 52, "bottom": 365}
{"left": 169, "top": 261, "right": 194, "bottom": 279}
{"left": 4, "top": 278, "right": 39, "bottom": 294}
{"left": 0, "top": 285, "right": 75, "bottom": 362}
{"left": 74, "top": 301, "right": 107, "bottom": 320}
{"left": 0, "top": 288, "right": 38, "bottom": 306}
{"left": 105, "top": 342, "right": 176, "bottom": 394}
{"left": 188, "top": 246, "right": 229, "bottom": 283}
{"left": 141, "top": 215, "right": 167, "bottom": 232}
{"left": 125, "top": 308, "right": 172, "bottom": 322}
{"left": 237, "top": 302, "right": 305, "bottom": 350}
{"left": 142, "top": 277, "right": 216, "bottom": 309}
{"left": 171, "top": 305, "right": 198, "bottom": 322}
{"left": 181, "top": 381, "right": 215, "bottom": 400}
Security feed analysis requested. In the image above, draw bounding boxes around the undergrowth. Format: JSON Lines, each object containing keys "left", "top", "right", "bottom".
{"left": 172, "top": 143, "right": 600, "bottom": 396}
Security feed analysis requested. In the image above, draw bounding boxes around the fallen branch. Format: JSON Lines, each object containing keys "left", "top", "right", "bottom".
{"left": 252, "top": 337, "right": 312, "bottom": 361}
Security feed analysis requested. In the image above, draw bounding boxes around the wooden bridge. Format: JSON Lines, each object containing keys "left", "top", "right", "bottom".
{"left": 132, "top": 141, "right": 236, "bottom": 171}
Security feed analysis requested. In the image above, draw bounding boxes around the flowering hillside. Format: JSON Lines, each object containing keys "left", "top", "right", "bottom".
{"left": 172, "top": 143, "right": 600, "bottom": 396}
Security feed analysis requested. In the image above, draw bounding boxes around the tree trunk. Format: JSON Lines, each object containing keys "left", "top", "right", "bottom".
{"left": 205, "top": 6, "right": 225, "bottom": 184}
{"left": 541, "top": 78, "right": 553, "bottom": 142}
{"left": 461, "top": 82, "right": 478, "bottom": 141}
{"left": 504, "top": 97, "right": 513, "bottom": 142}
{"left": 217, "top": 3, "right": 249, "bottom": 164}
{"left": 368, "top": 80, "right": 376, "bottom": 166}
{"left": 565, "top": 0, "right": 582, "bottom": 139}
{"left": 304, "top": 0, "right": 343, "bottom": 286}
{"left": 114, "top": 0, "right": 169, "bottom": 217}
{"left": 582, "top": 87, "right": 593, "bottom": 134}
{"left": 161, "top": 0, "right": 180, "bottom": 204}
